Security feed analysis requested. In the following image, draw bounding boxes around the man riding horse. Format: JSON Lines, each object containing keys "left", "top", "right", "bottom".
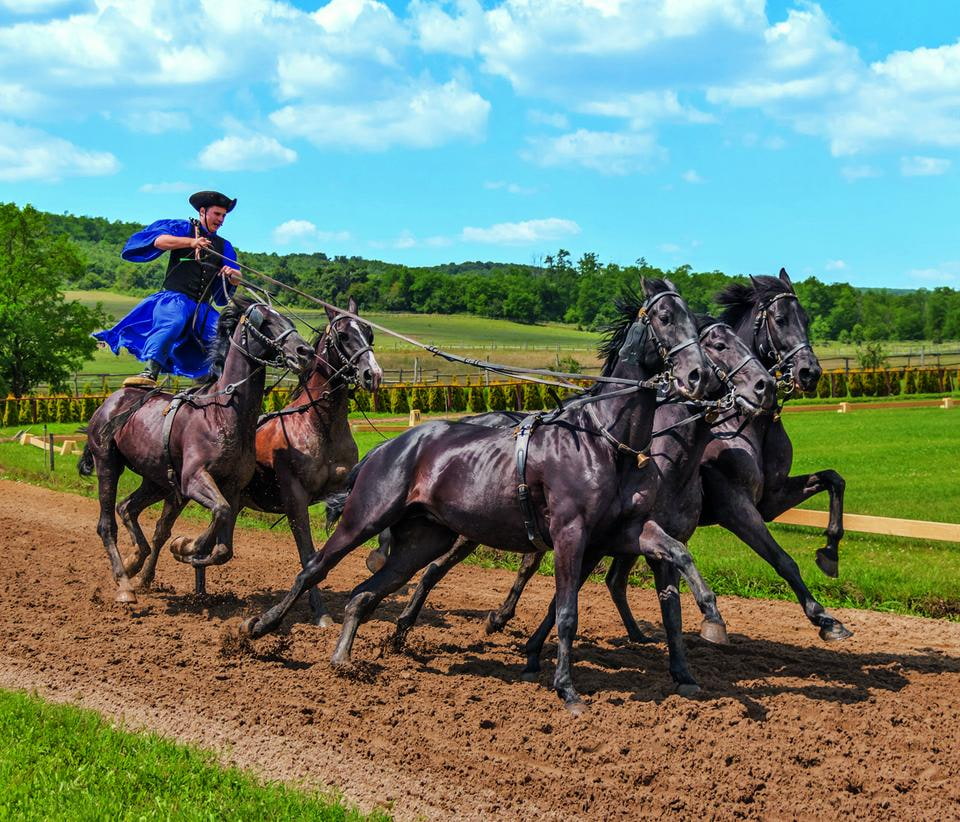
{"left": 94, "top": 190, "right": 242, "bottom": 387}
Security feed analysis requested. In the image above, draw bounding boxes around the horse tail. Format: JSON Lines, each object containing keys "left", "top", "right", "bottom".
{"left": 324, "top": 490, "right": 350, "bottom": 529}
{"left": 77, "top": 442, "right": 95, "bottom": 477}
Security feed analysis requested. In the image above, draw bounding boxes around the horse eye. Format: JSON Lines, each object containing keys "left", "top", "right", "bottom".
{"left": 775, "top": 315, "right": 788, "bottom": 326}
{"left": 714, "top": 342, "right": 727, "bottom": 351}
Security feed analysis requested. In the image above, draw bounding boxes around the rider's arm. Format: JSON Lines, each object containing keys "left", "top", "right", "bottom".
{"left": 153, "top": 234, "right": 209, "bottom": 251}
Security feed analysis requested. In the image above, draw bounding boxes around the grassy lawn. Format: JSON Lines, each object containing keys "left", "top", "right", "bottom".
{"left": 1, "top": 406, "right": 958, "bottom": 619}
{"left": 0, "top": 689, "right": 386, "bottom": 821}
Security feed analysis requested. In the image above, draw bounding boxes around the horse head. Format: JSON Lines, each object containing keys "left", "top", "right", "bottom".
{"left": 321, "top": 297, "right": 383, "bottom": 392}
{"left": 717, "top": 268, "right": 822, "bottom": 393}
{"left": 696, "top": 316, "right": 776, "bottom": 416}
{"left": 619, "top": 278, "right": 709, "bottom": 400}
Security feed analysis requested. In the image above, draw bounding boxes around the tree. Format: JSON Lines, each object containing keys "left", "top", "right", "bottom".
{"left": 0, "top": 204, "right": 107, "bottom": 397}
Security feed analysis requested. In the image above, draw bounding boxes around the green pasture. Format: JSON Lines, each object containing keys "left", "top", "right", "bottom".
{"left": 0, "top": 689, "right": 386, "bottom": 821}
{"left": 1, "top": 406, "right": 958, "bottom": 619}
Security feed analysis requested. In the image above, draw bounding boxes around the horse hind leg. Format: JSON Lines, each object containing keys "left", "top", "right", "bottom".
{"left": 132, "top": 496, "right": 187, "bottom": 590}
{"left": 116, "top": 480, "right": 166, "bottom": 578}
{"left": 484, "top": 549, "right": 544, "bottom": 635}
{"left": 92, "top": 448, "right": 137, "bottom": 603}
{"left": 605, "top": 554, "right": 653, "bottom": 643}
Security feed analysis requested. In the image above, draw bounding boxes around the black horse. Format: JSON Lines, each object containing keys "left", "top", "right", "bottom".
{"left": 79, "top": 297, "right": 314, "bottom": 602}
{"left": 388, "top": 315, "right": 777, "bottom": 691}
{"left": 240, "top": 279, "right": 724, "bottom": 710}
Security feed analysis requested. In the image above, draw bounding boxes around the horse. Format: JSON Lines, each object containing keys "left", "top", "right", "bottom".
{"left": 481, "top": 271, "right": 851, "bottom": 649}
{"left": 697, "top": 268, "right": 852, "bottom": 640}
{"left": 239, "top": 279, "right": 724, "bottom": 711}
{"left": 78, "top": 296, "right": 314, "bottom": 603}
{"left": 240, "top": 297, "right": 382, "bottom": 626}
{"left": 386, "top": 315, "right": 777, "bottom": 692}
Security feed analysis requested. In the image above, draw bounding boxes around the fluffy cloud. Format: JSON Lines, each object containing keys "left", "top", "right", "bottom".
{"left": 523, "top": 129, "right": 666, "bottom": 175}
{"left": 840, "top": 164, "right": 880, "bottom": 182}
{"left": 461, "top": 217, "right": 580, "bottom": 245}
{"left": 900, "top": 156, "right": 951, "bottom": 177}
{"left": 197, "top": 134, "right": 297, "bottom": 172}
{"left": 825, "top": 259, "right": 847, "bottom": 271}
{"left": 270, "top": 79, "right": 489, "bottom": 150}
{"left": 139, "top": 181, "right": 196, "bottom": 193}
{"left": 0, "top": 121, "right": 119, "bottom": 181}
{"left": 273, "top": 219, "right": 351, "bottom": 245}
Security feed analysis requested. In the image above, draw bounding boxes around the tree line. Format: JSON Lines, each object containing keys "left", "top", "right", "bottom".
{"left": 18, "top": 203, "right": 960, "bottom": 343}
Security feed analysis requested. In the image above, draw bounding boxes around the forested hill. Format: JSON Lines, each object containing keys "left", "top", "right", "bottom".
{"left": 30, "top": 204, "right": 960, "bottom": 342}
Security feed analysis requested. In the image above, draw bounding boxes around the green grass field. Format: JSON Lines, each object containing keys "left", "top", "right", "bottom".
{"left": 0, "top": 689, "right": 386, "bottom": 821}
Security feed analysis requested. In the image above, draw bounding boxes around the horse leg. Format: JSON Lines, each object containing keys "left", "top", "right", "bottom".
{"left": 169, "top": 468, "right": 233, "bottom": 567}
{"left": 605, "top": 554, "right": 653, "bottom": 643}
{"left": 132, "top": 496, "right": 187, "bottom": 590}
{"left": 717, "top": 498, "right": 852, "bottom": 641}
{"left": 92, "top": 449, "right": 136, "bottom": 603}
{"left": 392, "top": 536, "right": 475, "bottom": 651}
{"left": 281, "top": 477, "right": 333, "bottom": 628}
{"left": 647, "top": 558, "right": 699, "bottom": 695}
{"left": 116, "top": 480, "right": 166, "bottom": 577}
{"left": 757, "top": 470, "right": 846, "bottom": 578}
{"left": 636, "top": 520, "right": 728, "bottom": 645}
{"left": 333, "top": 523, "right": 457, "bottom": 665}
{"left": 549, "top": 521, "right": 590, "bottom": 712}
{"left": 366, "top": 528, "right": 391, "bottom": 574}
{"left": 484, "top": 550, "right": 545, "bottom": 635}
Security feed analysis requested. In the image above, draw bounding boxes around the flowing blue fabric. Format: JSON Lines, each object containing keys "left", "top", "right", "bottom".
{"left": 94, "top": 291, "right": 221, "bottom": 379}
{"left": 94, "top": 218, "right": 240, "bottom": 378}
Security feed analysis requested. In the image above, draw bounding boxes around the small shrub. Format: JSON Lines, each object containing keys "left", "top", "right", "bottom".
{"left": 848, "top": 371, "right": 863, "bottom": 398}
{"left": 428, "top": 386, "right": 447, "bottom": 413}
{"left": 487, "top": 384, "right": 508, "bottom": 411}
{"left": 392, "top": 387, "right": 410, "bottom": 414}
{"left": 3, "top": 395, "right": 19, "bottom": 427}
{"left": 904, "top": 370, "right": 917, "bottom": 394}
{"left": 351, "top": 390, "right": 370, "bottom": 412}
{"left": 468, "top": 386, "right": 486, "bottom": 413}
{"left": 449, "top": 385, "right": 467, "bottom": 412}
{"left": 522, "top": 382, "right": 544, "bottom": 410}
{"left": 832, "top": 371, "right": 847, "bottom": 398}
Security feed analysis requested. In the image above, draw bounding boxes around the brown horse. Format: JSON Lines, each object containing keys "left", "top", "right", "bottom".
{"left": 240, "top": 279, "right": 722, "bottom": 710}
{"left": 240, "top": 297, "right": 382, "bottom": 625}
{"left": 79, "top": 297, "right": 314, "bottom": 603}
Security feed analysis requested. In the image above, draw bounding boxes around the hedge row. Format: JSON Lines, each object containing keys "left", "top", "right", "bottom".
{"left": 4, "top": 368, "right": 959, "bottom": 426}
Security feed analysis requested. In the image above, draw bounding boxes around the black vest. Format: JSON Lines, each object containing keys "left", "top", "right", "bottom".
{"left": 162, "top": 225, "right": 226, "bottom": 302}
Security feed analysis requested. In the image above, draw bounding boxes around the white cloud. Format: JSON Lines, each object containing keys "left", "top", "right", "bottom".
{"left": 523, "top": 129, "right": 666, "bottom": 175}
{"left": 0, "top": 83, "right": 46, "bottom": 117}
{"left": 528, "top": 109, "right": 569, "bottom": 129}
{"left": 900, "top": 156, "right": 951, "bottom": 177}
{"left": 681, "top": 169, "right": 704, "bottom": 184}
{"left": 825, "top": 259, "right": 847, "bottom": 271}
{"left": 270, "top": 79, "right": 489, "bottom": 150}
{"left": 461, "top": 217, "right": 580, "bottom": 245}
{"left": 907, "top": 262, "right": 960, "bottom": 284}
{"left": 840, "top": 164, "right": 880, "bottom": 182}
{"left": 485, "top": 180, "right": 536, "bottom": 195}
{"left": 0, "top": 120, "right": 119, "bottom": 182}
{"left": 121, "top": 110, "right": 190, "bottom": 134}
{"left": 197, "top": 134, "right": 297, "bottom": 172}
{"left": 139, "top": 181, "right": 196, "bottom": 194}
{"left": 273, "top": 219, "right": 351, "bottom": 245}
{"left": 580, "top": 91, "right": 715, "bottom": 128}
{"left": 411, "top": 0, "right": 484, "bottom": 57}
{"left": 659, "top": 242, "right": 681, "bottom": 253}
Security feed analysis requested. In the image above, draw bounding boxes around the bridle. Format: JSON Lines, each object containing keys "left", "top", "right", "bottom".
{"left": 752, "top": 292, "right": 814, "bottom": 393}
{"left": 320, "top": 313, "right": 374, "bottom": 387}
{"left": 230, "top": 303, "right": 299, "bottom": 370}
{"left": 698, "top": 321, "right": 765, "bottom": 413}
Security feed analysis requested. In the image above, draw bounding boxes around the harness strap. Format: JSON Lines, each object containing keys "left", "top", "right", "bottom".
{"left": 515, "top": 413, "right": 552, "bottom": 551}
{"left": 161, "top": 396, "right": 186, "bottom": 498}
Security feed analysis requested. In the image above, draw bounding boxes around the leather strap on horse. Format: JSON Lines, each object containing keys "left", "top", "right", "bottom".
{"left": 161, "top": 396, "right": 186, "bottom": 500}
{"left": 515, "top": 413, "right": 552, "bottom": 551}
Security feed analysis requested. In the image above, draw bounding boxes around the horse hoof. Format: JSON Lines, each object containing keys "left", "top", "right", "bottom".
{"left": 520, "top": 667, "right": 540, "bottom": 683}
{"left": 115, "top": 588, "right": 137, "bottom": 604}
{"left": 565, "top": 700, "right": 590, "bottom": 716}
{"left": 169, "top": 536, "right": 194, "bottom": 561}
{"left": 365, "top": 549, "right": 387, "bottom": 574}
{"left": 483, "top": 613, "right": 504, "bottom": 635}
{"left": 315, "top": 613, "right": 335, "bottom": 629}
{"left": 627, "top": 630, "right": 654, "bottom": 644}
{"left": 676, "top": 682, "right": 701, "bottom": 698}
{"left": 815, "top": 548, "right": 839, "bottom": 578}
{"left": 820, "top": 621, "right": 853, "bottom": 642}
{"left": 700, "top": 620, "right": 730, "bottom": 645}
{"left": 237, "top": 617, "right": 258, "bottom": 638}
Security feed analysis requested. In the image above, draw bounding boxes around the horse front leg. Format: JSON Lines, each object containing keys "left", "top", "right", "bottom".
{"left": 718, "top": 492, "right": 852, "bottom": 641}
{"left": 647, "top": 558, "right": 699, "bottom": 695}
{"left": 758, "top": 470, "right": 846, "bottom": 578}
{"left": 280, "top": 476, "right": 333, "bottom": 627}
{"left": 605, "top": 554, "right": 653, "bottom": 643}
{"left": 132, "top": 496, "right": 187, "bottom": 590}
{"left": 393, "top": 536, "right": 476, "bottom": 651}
{"left": 549, "top": 521, "right": 589, "bottom": 713}
{"left": 484, "top": 550, "right": 545, "bottom": 634}
{"left": 637, "top": 520, "right": 728, "bottom": 645}
{"left": 116, "top": 480, "right": 166, "bottom": 578}
{"left": 168, "top": 468, "right": 234, "bottom": 568}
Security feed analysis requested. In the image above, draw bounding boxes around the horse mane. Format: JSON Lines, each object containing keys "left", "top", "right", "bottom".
{"left": 716, "top": 276, "right": 793, "bottom": 328}
{"left": 695, "top": 313, "right": 720, "bottom": 333}
{"left": 199, "top": 295, "right": 256, "bottom": 385}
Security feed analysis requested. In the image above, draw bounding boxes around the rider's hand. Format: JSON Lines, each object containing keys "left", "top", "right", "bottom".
{"left": 222, "top": 266, "right": 241, "bottom": 286}
{"left": 190, "top": 236, "right": 212, "bottom": 250}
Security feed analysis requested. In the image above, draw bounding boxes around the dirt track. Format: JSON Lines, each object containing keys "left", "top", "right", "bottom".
{"left": 1, "top": 480, "right": 958, "bottom": 819}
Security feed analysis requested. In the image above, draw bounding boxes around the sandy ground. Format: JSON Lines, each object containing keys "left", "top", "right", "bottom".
{"left": 0, "top": 479, "right": 958, "bottom": 820}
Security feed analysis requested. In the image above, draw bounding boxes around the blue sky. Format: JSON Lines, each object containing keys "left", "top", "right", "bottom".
{"left": 1, "top": 0, "right": 959, "bottom": 288}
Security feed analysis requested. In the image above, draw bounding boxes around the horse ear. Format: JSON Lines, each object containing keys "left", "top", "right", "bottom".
{"left": 641, "top": 277, "right": 653, "bottom": 297}
{"left": 779, "top": 267, "right": 794, "bottom": 290}
{"left": 749, "top": 274, "right": 761, "bottom": 291}
{"left": 348, "top": 295, "right": 358, "bottom": 314}
{"left": 664, "top": 278, "right": 678, "bottom": 293}
{"left": 325, "top": 303, "right": 337, "bottom": 321}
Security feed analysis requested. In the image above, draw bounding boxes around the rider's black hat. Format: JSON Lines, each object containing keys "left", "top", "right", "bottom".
{"left": 189, "top": 190, "right": 237, "bottom": 213}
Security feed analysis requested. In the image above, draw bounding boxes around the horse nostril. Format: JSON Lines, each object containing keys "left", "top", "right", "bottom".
{"left": 297, "top": 344, "right": 314, "bottom": 361}
{"left": 755, "top": 378, "right": 768, "bottom": 398}
{"left": 687, "top": 368, "right": 701, "bottom": 390}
